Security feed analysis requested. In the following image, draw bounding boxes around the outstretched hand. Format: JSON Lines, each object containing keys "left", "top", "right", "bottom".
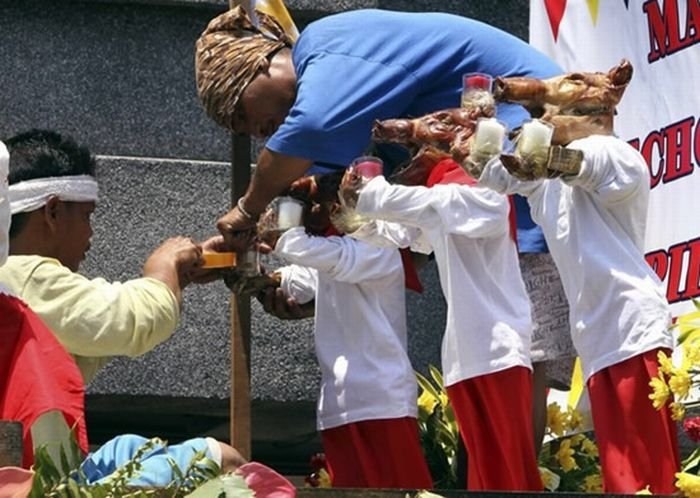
{"left": 500, "top": 145, "right": 583, "bottom": 182}
{"left": 143, "top": 236, "right": 204, "bottom": 303}
{"left": 257, "top": 286, "right": 315, "bottom": 320}
{"left": 500, "top": 153, "right": 539, "bottom": 181}
{"left": 187, "top": 235, "right": 229, "bottom": 285}
{"left": 223, "top": 269, "right": 279, "bottom": 296}
{"left": 216, "top": 206, "right": 258, "bottom": 252}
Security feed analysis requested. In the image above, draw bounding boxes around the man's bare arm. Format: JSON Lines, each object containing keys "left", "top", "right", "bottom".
{"left": 243, "top": 148, "right": 313, "bottom": 215}
{"left": 216, "top": 148, "right": 313, "bottom": 250}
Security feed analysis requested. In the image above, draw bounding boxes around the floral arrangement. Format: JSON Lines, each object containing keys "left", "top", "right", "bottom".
{"left": 415, "top": 364, "right": 602, "bottom": 492}
{"left": 537, "top": 402, "right": 602, "bottom": 492}
{"left": 649, "top": 299, "right": 700, "bottom": 496}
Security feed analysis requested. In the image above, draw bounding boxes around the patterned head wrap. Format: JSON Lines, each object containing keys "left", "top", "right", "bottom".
{"left": 195, "top": 5, "right": 292, "bottom": 132}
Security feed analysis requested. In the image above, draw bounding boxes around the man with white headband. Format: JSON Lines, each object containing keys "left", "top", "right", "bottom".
{"left": 0, "top": 129, "right": 205, "bottom": 384}
{"left": 1, "top": 138, "right": 91, "bottom": 469}
{"left": 0, "top": 130, "right": 246, "bottom": 481}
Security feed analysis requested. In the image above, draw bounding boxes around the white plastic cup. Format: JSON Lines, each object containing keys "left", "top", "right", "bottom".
{"left": 473, "top": 118, "right": 506, "bottom": 155}
{"left": 517, "top": 119, "right": 554, "bottom": 157}
{"left": 276, "top": 196, "right": 304, "bottom": 230}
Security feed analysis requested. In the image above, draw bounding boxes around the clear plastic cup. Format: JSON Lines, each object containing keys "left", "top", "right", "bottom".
{"left": 238, "top": 248, "right": 260, "bottom": 277}
{"left": 461, "top": 72, "right": 494, "bottom": 109}
{"left": 350, "top": 155, "right": 384, "bottom": 178}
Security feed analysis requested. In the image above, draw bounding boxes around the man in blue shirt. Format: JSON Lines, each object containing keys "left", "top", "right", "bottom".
{"left": 195, "top": 7, "right": 561, "bottom": 237}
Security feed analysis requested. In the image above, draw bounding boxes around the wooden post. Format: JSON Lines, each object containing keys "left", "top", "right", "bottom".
{"left": 229, "top": 132, "right": 252, "bottom": 459}
{"left": 0, "top": 421, "right": 23, "bottom": 467}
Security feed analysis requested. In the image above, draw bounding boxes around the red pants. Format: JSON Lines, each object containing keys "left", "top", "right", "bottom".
{"left": 446, "top": 366, "right": 543, "bottom": 491}
{"left": 321, "top": 417, "right": 433, "bottom": 489}
{"left": 588, "top": 349, "right": 680, "bottom": 494}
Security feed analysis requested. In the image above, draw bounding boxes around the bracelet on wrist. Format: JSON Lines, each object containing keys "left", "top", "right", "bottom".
{"left": 237, "top": 197, "right": 259, "bottom": 222}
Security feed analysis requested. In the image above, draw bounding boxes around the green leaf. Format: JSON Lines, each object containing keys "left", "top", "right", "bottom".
{"left": 66, "top": 478, "right": 82, "bottom": 497}
{"left": 428, "top": 365, "right": 444, "bottom": 388}
{"left": 184, "top": 474, "right": 253, "bottom": 498}
{"left": 415, "top": 371, "right": 441, "bottom": 401}
{"left": 168, "top": 457, "right": 185, "bottom": 481}
{"left": 415, "top": 491, "right": 446, "bottom": 498}
{"left": 682, "top": 447, "right": 700, "bottom": 474}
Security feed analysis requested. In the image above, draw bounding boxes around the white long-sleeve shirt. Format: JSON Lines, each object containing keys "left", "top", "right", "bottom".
{"left": 479, "top": 134, "right": 673, "bottom": 380}
{"left": 355, "top": 177, "right": 533, "bottom": 387}
{"left": 274, "top": 228, "right": 418, "bottom": 430}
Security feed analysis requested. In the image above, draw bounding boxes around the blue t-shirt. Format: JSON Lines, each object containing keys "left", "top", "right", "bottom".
{"left": 266, "top": 9, "right": 561, "bottom": 252}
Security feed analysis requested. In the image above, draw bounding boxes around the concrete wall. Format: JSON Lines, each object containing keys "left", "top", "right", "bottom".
{"left": 0, "top": 0, "right": 529, "bottom": 472}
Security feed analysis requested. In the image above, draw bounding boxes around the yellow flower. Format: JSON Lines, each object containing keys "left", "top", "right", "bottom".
{"left": 568, "top": 434, "right": 585, "bottom": 447}
{"left": 566, "top": 407, "right": 584, "bottom": 432}
{"left": 676, "top": 471, "right": 700, "bottom": 498}
{"left": 649, "top": 374, "right": 671, "bottom": 410}
{"left": 317, "top": 469, "right": 332, "bottom": 488}
{"left": 583, "top": 473, "right": 603, "bottom": 493}
{"left": 539, "top": 466, "right": 560, "bottom": 491}
{"left": 636, "top": 485, "right": 652, "bottom": 494}
{"left": 669, "top": 369, "right": 692, "bottom": 400}
{"left": 547, "top": 403, "right": 566, "bottom": 436}
{"left": 555, "top": 439, "right": 578, "bottom": 472}
{"left": 580, "top": 437, "right": 599, "bottom": 458}
{"left": 671, "top": 401, "right": 686, "bottom": 421}
{"left": 417, "top": 389, "right": 438, "bottom": 415}
{"left": 684, "top": 341, "right": 700, "bottom": 366}
{"left": 658, "top": 350, "right": 674, "bottom": 375}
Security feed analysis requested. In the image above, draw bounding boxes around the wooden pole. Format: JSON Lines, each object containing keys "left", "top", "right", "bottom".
{"left": 229, "top": 132, "right": 252, "bottom": 460}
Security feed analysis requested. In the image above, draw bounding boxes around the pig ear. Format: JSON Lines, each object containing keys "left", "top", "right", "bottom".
{"left": 608, "top": 59, "right": 633, "bottom": 87}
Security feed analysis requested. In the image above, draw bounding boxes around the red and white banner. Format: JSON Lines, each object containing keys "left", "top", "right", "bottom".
{"left": 530, "top": 0, "right": 700, "bottom": 316}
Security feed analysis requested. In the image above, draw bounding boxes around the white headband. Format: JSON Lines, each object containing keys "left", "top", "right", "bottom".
{"left": 9, "top": 175, "right": 99, "bottom": 214}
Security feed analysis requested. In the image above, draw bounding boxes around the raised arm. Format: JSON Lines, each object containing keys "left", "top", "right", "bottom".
{"left": 216, "top": 149, "right": 312, "bottom": 250}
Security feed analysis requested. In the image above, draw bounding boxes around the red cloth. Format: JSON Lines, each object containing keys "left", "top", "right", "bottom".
{"left": 446, "top": 367, "right": 542, "bottom": 491}
{"left": 425, "top": 159, "right": 477, "bottom": 188}
{"left": 425, "top": 159, "right": 517, "bottom": 243}
{"left": 399, "top": 248, "right": 423, "bottom": 294}
{"left": 321, "top": 417, "right": 433, "bottom": 489}
{"left": 587, "top": 349, "right": 680, "bottom": 494}
{"left": 0, "top": 293, "right": 88, "bottom": 468}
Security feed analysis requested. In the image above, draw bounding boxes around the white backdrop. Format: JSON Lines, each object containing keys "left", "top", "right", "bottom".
{"left": 529, "top": 0, "right": 700, "bottom": 316}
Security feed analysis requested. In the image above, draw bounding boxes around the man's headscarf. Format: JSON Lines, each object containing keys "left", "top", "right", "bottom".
{"left": 195, "top": 5, "right": 292, "bottom": 132}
